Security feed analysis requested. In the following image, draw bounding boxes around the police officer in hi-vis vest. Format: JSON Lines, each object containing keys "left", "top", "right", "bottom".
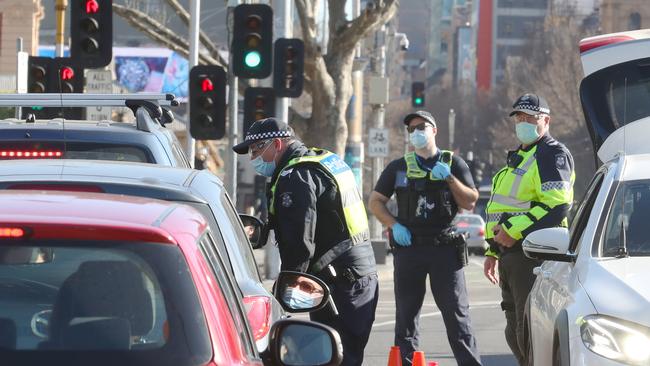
{"left": 233, "top": 118, "right": 378, "bottom": 366}
{"left": 483, "top": 94, "right": 574, "bottom": 365}
{"left": 369, "top": 111, "right": 482, "bottom": 366}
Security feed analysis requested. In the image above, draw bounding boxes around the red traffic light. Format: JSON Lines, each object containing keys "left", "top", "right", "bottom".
{"left": 60, "top": 67, "right": 75, "bottom": 81}
{"left": 201, "top": 78, "right": 214, "bottom": 92}
{"left": 246, "top": 15, "right": 261, "bottom": 30}
{"left": 86, "top": 0, "right": 99, "bottom": 14}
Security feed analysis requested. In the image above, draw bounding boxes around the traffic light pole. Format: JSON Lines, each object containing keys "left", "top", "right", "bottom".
{"left": 370, "top": 25, "right": 387, "bottom": 240}
{"left": 274, "top": 0, "right": 292, "bottom": 123}
{"left": 226, "top": 0, "right": 241, "bottom": 204}
{"left": 186, "top": 0, "right": 201, "bottom": 165}
{"left": 55, "top": 0, "right": 68, "bottom": 57}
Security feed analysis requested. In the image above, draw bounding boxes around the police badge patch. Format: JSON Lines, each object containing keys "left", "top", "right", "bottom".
{"left": 281, "top": 192, "right": 293, "bottom": 207}
{"left": 555, "top": 154, "right": 567, "bottom": 169}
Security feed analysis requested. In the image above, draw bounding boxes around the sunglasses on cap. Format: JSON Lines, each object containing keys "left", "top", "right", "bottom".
{"left": 406, "top": 122, "right": 434, "bottom": 133}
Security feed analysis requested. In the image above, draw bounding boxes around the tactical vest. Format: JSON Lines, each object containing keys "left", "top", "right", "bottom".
{"left": 395, "top": 151, "right": 457, "bottom": 238}
{"left": 270, "top": 149, "right": 370, "bottom": 272}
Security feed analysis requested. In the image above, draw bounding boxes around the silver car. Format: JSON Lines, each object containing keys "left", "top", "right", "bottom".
{"left": 452, "top": 213, "right": 488, "bottom": 255}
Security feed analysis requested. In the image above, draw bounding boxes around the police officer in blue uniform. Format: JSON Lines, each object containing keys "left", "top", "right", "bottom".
{"left": 369, "top": 111, "right": 482, "bottom": 366}
{"left": 234, "top": 118, "right": 378, "bottom": 366}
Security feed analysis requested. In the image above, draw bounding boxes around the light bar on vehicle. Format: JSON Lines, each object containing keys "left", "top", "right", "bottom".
{"left": 579, "top": 35, "right": 635, "bottom": 54}
{"left": 0, "top": 93, "right": 178, "bottom": 107}
{"left": 0, "top": 150, "right": 63, "bottom": 158}
{"left": 0, "top": 227, "right": 26, "bottom": 238}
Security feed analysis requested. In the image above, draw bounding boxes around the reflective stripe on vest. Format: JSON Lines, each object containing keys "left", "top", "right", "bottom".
{"left": 404, "top": 150, "right": 453, "bottom": 180}
{"left": 270, "top": 149, "right": 370, "bottom": 247}
{"left": 485, "top": 148, "right": 537, "bottom": 239}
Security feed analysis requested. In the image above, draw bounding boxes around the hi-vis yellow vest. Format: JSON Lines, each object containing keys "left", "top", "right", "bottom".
{"left": 485, "top": 143, "right": 574, "bottom": 258}
{"left": 270, "top": 149, "right": 370, "bottom": 258}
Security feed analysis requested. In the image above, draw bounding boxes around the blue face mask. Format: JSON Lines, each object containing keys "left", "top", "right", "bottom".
{"left": 515, "top": 122, "right": 540, "bottom": 145}
{"left": 251, "top": 142, "right": 277, "bottom": 177}
{"left": 409, "top": 130, "right": 429, "bottom": 149}
{"left": 283, "top": 287, "right": 315, "bottom": 309}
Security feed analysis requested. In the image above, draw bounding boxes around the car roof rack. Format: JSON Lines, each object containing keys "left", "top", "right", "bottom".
{"left": 0, "top": 93, "right": 178, "bottom": 107}
{"left": 0, "top": 93, "right": 179, "bottom": 132}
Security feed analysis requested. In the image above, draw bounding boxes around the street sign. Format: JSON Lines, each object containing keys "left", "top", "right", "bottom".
{"left": 368, "top": 127, "right": 389, "bottom": 157}
{"left": 16, "top": 52, "right": 29, "bottom": 93}
{"left": 85, "top": 69, "right": 113, "bottom": 120}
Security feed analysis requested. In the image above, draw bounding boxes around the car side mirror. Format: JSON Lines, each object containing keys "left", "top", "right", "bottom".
{"left": 267, "top": 319, "right": 343, "bottom": 366}
{"left": 239, "top": 214, "right": 264, "bottom": 248}
{"left": 274, "top": 271, "right": 331, "bottom": 313}
{"left": 522, "top": 228, "right": 575, "bottom": 262}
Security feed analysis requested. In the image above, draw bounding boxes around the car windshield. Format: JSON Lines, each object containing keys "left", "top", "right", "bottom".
{"left": 0, "top": 141, "right": 151, "bottom": 163}
{"left": 0, "top": 241, "right": 211, "bottom": 366}
{"left": 601, "top": 180, "right": 650, "bottom": 257}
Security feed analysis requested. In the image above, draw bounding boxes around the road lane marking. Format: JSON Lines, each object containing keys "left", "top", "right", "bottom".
{"left": 371, "top": 301, "right": 501, "bottom": 328}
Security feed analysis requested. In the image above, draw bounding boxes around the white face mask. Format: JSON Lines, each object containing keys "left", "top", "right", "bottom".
{"left": 409, "top": 130, "right": 429, "bottom": 149}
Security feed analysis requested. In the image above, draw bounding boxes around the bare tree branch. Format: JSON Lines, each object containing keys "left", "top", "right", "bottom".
{"left": 328, "top": 0, "right": 398, "bottom": 59}
{"left": 113, "top": 4, "right": 221, "bottom": 66}
{"left": 164, "top": 0, "right": 227, "bottom": 65}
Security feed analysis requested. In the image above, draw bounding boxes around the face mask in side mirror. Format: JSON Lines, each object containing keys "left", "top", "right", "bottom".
{"left": 274, "top": 271, "right": 330, "bottom": 313}
{"left": 268, "top": 319, "right": 343, "bottom": 366}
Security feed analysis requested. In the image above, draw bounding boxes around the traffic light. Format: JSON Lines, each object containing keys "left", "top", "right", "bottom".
{"left": 244, "top": 87, "right": 275, "bottom": 133}
{"left": 411, "top": 82, "right": 425, "bottom": 107}
{"left": 71, "top": 0, "right": 113, "bottom": 68}
{"left": 25, "top": 57, "right": 83, "bottom": 119}
{"left": 28, "top": 57, "right": 52, "bottom": 94}
{"left": 232, "top": 4, "right": 273, "bottom": 79}
{"left": 273, "top": 38, "right": 304, "bottom": 98}
{"left": 189, "top": 65, "right": 227, "bottom": 140}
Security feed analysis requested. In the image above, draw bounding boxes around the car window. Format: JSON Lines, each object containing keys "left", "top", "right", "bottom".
{"left": 0, "top": 241, "right": 211, "bottom": 366}
{"left": 198, "top": 234, "right": 257, "bottom": 358}
{"left": 600, "top": 180, "right": 650, "bottom": 257}
{"left": 218, "top": 191, "right": 262, "bottom": 281}
{"left": 0, "top": 141, "right": 152, "bottom": 163}
{"left": 569, "top": 171, "right": 605, "bottom": 252}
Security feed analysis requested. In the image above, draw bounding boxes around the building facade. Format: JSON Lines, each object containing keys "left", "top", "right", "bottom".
{"left": 600, "top": 0, "right": 649, "bottom": 33}
{"left": 0, "top": 0, "right": 44, "bottom": 91}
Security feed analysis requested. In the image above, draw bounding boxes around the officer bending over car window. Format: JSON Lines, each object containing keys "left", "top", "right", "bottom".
{"left": 233, "top": 118, "right": 378, "bottom": 366}
{"left": 368, "top": 111, "right": 482, "bottom": 366}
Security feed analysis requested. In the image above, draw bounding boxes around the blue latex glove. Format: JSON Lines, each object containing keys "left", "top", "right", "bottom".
{"left": 431, "top": 161, "right": 451, "bottom": 180}
{"left": 391, "top": 223, "right": 412, "bottom": 246}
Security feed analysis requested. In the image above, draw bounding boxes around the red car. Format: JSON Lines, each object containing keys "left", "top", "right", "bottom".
{"left": 0, "top": 190, "right": 341, "bottom": 366}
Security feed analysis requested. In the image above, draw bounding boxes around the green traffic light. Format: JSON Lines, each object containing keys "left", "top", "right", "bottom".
{"left": 414, "top": 97, "right": 423, "bottom": 105}
{"left": 244, "top": 51, "right": 262, "bottom": 68}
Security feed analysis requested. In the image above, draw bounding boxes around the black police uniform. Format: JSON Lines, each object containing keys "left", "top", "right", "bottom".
{"left": 269, "top": 141, "right": 379, "bottom": 366}
{"left": 374, "top": 150, "right": 482, "bottom": 366}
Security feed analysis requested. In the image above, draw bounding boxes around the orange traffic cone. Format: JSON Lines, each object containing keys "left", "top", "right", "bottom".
{"left": 387, "top": 346, "right": 402, "bottom": 366}
{"left": 412, "top": 351, "right": 426, "bottom": 366}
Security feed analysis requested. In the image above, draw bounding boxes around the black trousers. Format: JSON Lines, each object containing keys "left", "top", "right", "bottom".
{"left": 498, "top": 249, "right": 541, "bottom": 366}
{"left": 310, "top": 272, "right": 379, "bottom": 366}
{"left": 393, "top": 245, "right": 482, "bottom": 366}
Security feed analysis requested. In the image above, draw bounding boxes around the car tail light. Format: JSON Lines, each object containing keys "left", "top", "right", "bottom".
{"left": 7, "top": 184, "right": 104, "bottom": 193}
{"left": 242, "top": 295, "right": 271, "bottom": 341}
{"left": 0, "top": 227, "right": 29, "bottom": 238}
{"left": 579, "top": 35, "right": 635, "bottom": 53}
{"left": 456, "top": 222, "right": 469, "bottom": 228}
{"left": 478, "top": 228, "right": 485, "bottom": 237}
{"left": 0, "top": 150, "right": 63, "bottom": 159}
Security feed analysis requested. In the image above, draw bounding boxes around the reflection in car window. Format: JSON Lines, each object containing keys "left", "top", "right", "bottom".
{"left": 0, "top": 241, "right": 211, "bottom": 366}
{"left": 601, "top": 180, "right": 650, "bottom": 257}
{"left": 569, "top": 171, "right": 604, "bottom": 253}
{"left": 219, "top": 191, "right": 262, "bottom": 281}
{"left": 198, "top": 235, "right": 257, "bottom": 357}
